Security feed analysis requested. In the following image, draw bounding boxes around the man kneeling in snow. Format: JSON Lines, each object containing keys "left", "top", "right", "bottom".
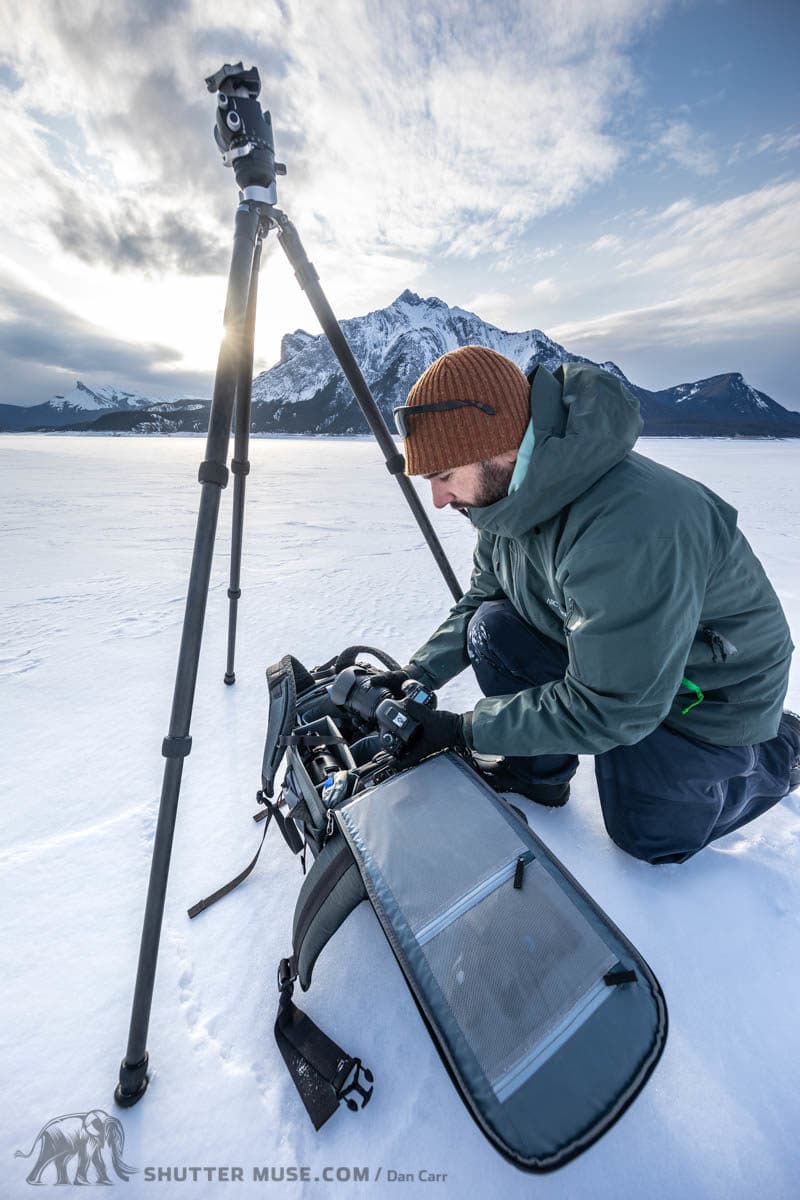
{"left": 377, "top": 344, "right": 800, "bottom": 865}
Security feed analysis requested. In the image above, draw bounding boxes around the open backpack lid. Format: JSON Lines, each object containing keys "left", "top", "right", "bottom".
{"left": 279, "top": 750, "right": 667, "bottom": 1171}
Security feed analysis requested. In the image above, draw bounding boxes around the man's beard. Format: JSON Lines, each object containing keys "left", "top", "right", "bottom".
{"left": 458, "top": 459, "right": 516, "bottom": 509}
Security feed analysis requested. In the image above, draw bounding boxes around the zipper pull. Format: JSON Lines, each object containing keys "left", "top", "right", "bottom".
{"left": 544, "top": 597, "right": 568, "bottom": 619}
{"left": 699, "top": 625, "right": 738, "bottom": 663}
{"left": 324, "top": 807, "right": 335, "bottom": 843}
{"left": 680, "top": 676, "right": 704, "bottom": 714}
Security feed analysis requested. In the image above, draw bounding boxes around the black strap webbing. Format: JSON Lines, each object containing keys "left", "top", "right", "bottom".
{"left": 187, "top": 803, "right": 273, "bottom": 919}
{"left": 333, "top": 645, "right": 402, "bottom": 672}
{"left": 270, "top": 799, "right": 305, "bottom": 856}
{"left": 275, "top": 973, "right": 373, "bottom": 1130}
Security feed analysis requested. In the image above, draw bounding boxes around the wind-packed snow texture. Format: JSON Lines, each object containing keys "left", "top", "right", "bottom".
{"left": 1, "top": 435, "right": 798, "bottom": 1199}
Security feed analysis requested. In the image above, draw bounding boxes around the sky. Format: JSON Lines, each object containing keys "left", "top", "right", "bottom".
{"left": 0, "top": 0, "right": 798, "bottom": 409}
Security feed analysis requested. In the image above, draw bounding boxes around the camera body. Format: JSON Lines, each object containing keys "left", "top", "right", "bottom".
{"left": 266, "top": 654, "right": 443, "bottom": 858}
{"left": 329, "top": 666, "right": 436, "bottom": 752}
{"left": 374, "top": 681, "right": 436, "bottom": 752}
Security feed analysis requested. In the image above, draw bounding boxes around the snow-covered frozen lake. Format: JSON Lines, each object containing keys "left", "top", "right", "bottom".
{"left": 1, "top": 434, "right": 799, "bottom": 1199}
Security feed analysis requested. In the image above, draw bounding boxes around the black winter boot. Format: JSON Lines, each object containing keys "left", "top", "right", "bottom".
{"left": 782, "top": 710, "right": 800, "bottom": 792}
{"left": 474, "top": 760, "right": 570, "bottom": 808}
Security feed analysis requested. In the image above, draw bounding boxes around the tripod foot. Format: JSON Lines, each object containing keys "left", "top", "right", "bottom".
{"left": 224, "top": 672, "right": 236, "bottom": 685}
{"left": 114, "top": 1052, "right": 149, "bottom": 1107}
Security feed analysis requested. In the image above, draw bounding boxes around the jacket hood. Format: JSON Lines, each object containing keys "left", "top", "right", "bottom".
{"left": 468, "top": 362, "right": 643, "bottom": 536}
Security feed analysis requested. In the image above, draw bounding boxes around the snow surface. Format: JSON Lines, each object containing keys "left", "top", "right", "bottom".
{"left": 1, "top": 435, "right": 799, "bottom": 1199}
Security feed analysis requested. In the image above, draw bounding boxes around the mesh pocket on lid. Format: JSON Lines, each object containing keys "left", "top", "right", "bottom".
{"left": 421, "top": 858, "right": 617, "bottom": 1103}
{"left": 339, "top": 754, "right": 529, "bottom": 934}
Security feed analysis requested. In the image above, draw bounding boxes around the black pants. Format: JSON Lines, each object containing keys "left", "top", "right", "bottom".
{"left": 466, "top": 599, "right": 798, "bottom": 865}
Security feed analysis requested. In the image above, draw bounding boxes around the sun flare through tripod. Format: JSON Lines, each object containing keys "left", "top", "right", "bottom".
{"left": 115, "top": 63, "right": 462, "bottom": 1106}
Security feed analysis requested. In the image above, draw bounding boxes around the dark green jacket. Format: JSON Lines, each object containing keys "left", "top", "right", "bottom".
{"left": 409, "top": 363, "right": 794, "bottom": 756}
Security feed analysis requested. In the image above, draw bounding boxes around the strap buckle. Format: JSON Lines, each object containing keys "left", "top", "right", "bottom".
{"left": 337, "top": 1057, "right": 374, "bottom": 1112}
{"left": 277, "top": 956, "right": 297, "bottom": 992}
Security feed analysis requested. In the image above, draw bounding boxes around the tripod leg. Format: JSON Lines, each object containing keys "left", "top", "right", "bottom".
{"left": 274, "top": 212, "right": 463, "bottom": 603}
{"left": 225, "top": 236, "right": 263, "bottom": 685}
{"left": 115, "top": 201, "right": 263, "bottom": 1107}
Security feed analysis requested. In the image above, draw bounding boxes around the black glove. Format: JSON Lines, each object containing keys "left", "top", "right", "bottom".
{"left": 396, "top": 699, "right": 473, "bottom": 766}
{"left": 369, "top": 665, "right": 422, "bottom": 697}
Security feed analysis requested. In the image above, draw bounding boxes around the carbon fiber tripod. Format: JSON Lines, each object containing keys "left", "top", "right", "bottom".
{"left": 115, "top": 62, "right": 462, "bottom": 1106}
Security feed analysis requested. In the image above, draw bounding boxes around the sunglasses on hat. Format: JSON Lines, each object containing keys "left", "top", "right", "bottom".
{"left": 392, "top": 399, "right": 496, "bottom": 439}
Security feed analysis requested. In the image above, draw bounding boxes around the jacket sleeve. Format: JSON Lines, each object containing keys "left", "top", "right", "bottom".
{"left": 469, "top": 531, "right": 709, "bottom": 756}
{"left": 407, "top": 532, "right": 505, "bottom": 689}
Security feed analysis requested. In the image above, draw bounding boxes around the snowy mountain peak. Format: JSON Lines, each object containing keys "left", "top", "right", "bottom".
{"left": 243, "top": 292, "right": 799, "bottom": 438}
{"left": 278, "top": 329, "right": 316, "bottom": 366}
{"left": 392, "top": 288, "right": 446, "bottom": 310}
{"left": 3, "top": 295, "right": 798, "bottom": 437}
{"left": 50, "top": 381, "right": 105, "bottom": 412}
{"left": 48, "top": 382, "right": 153, "bottom": 413}
{"left": 248, "top": 290, "right": 605, "bottom": 434}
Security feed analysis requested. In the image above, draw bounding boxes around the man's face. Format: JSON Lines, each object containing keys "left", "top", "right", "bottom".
{"left": 424, "top": 452, "right": 517, "bottom": 511}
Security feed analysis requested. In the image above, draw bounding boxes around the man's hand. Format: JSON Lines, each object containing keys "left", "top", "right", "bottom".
{"left": 369, "top": 666, "right": 421, "bottom": 697}
{"left": 395, "top": 699, "right": 472, "bottom": 766}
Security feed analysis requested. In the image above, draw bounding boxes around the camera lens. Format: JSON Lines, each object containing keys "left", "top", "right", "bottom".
{"left": 307, "top": 749, "right": 340, "bottom": 786}
{"left": 330, "top": 666, "right": 391, "bottom": 723}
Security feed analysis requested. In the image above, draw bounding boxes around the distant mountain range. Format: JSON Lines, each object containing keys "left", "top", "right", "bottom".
{"left": 2, "top": 291, "right": 798, "bottom": 437}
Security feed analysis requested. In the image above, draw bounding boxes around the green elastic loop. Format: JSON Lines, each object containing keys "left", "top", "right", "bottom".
{"left": 680, "top": 676, "right": 704, "bottom": 714}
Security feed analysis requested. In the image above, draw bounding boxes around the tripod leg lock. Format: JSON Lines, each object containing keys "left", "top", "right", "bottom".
{"left": 198, "top": 460, "right": 229, "bottom": 488}
{"left": 385, "top": 452, "right": 406, "bottom": 476}
{"left": 162, "top": 735, "right": 192, "bottom": 759}
{"left": 230, "top": 458, "right": 251, "bottom": 476}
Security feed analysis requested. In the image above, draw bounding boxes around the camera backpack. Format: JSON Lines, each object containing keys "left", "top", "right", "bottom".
{"left": 189, "top": 646, "right": 668, "bottom": 1173}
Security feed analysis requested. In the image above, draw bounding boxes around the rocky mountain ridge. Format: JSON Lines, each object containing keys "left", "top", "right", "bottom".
{"left": 2, "top": 291, "right": 798, "bottom": 437}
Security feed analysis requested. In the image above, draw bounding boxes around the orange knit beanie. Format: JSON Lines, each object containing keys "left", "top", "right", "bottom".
{"left": 401, "top": 345, "right": 531, "bottom": 476}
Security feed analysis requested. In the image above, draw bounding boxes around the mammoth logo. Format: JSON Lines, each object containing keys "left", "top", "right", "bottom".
{"left": 15, "top": 1109, "right": 138, "bottom": 1186}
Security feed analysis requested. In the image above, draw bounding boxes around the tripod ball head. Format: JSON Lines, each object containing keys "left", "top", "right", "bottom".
{"left": 205, "top": 62, "right": 286, "bottom": 200}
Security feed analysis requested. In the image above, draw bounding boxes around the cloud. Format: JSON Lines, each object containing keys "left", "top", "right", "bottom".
{"left": 0, "top": 3, "right": 296, "bottom": 278}
{"left": 462, "top": 291, "right": 515, "bottom": 325}
{"left": 590, "top": 234, "right": 624, "bottom": 252}
{"left": 1, "top": 0, "right": 670, "bottom": 278}
{"left": 550, "top": 180, "right": 800, "bottom": 355}
{"left": 655, "top": 120, "right": 718, "bottom": 176}
{"left": 0, "top": 276, "right": 211, "bottom": 403}
{"left": 53, "top": 199, "right": 229, "bottom": 276}
{"left": 729, "top": 127, "right": 800, "bottom": 164}
{"left": 755, "top": 129, "right": 800, "bottom": 156}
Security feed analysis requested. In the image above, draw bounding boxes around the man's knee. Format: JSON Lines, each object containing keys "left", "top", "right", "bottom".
{"left": 606, "top": 826, "right": 695, "bottom": 866}
{"left": 598, "top": 783, "right": 708, "bottom": 866}
{"left": 467, "top": 599, "right": 515, "bottom": 664}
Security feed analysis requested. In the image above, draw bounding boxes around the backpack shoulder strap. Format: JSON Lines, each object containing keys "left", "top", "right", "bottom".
{"left": 292, "top": 833, "right": 367, "bottom": 989}
{"left": 262, "top": 654, "right": 316, "bottom": 797}
{"left": 275, "top": 832, "right": 372, "bottom": 1129}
